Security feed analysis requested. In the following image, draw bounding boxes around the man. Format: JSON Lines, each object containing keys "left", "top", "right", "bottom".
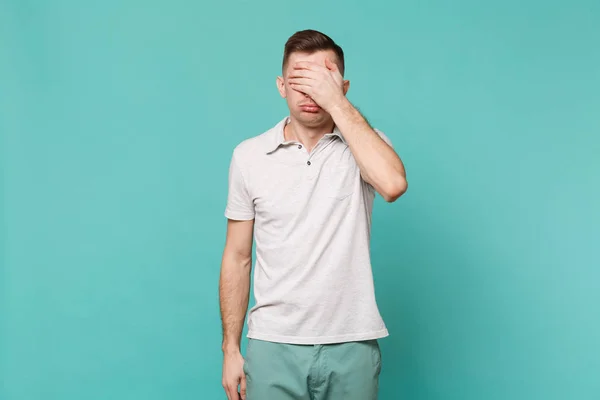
{"left": 219, "top": 29, "right": 407, "bottom": 400}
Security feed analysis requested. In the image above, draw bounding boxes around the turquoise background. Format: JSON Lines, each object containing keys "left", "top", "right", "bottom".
{"left": 1, "top": 1, "right": 599, "bottom": 399}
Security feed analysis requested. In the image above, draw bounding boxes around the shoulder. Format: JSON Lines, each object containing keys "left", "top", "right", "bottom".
{"left": 230, "top": 123, "right": 278, "bottom": 163}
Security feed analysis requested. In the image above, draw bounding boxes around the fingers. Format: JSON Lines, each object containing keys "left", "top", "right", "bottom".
{"left": 223, "top": 379, "right": 239, "bottom": 400}
{"left": 288, "top": 78, "right": 313, "bottom": 86}
{"left": 227, "top": 386, "right": 240, "bottom": 400}
{"left": 288, "top": 79, "right": 314, "bottom": 95}
{"left": 240, "top": 375, "right": 247, "bottom": 400}
{"left": 293, "top": 61, "right": 327, "bottom": 72}
{"left": 224, "top": 385, "right": 233, "bottom": 400}
{"left": 287, "top": 68, "right": 315, "bottom": 79}
{"left": 289, "top": 83, "right": 311, "bottom": 94}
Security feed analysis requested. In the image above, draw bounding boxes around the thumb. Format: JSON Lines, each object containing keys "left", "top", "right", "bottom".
{"left": 325, "top": 57, "right": 337, "bottom": 71}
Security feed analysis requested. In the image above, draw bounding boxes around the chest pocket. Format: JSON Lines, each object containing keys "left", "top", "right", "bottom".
{"left": 317, "top": 161, "right": 358, "bottom": 201}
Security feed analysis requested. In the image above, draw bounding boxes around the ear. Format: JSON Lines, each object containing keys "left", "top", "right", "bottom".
{"left": 276, "top": 75, "right": 287, "bottom": 98}
{"left": 342, "top": 79, "right": 350, "bottom": 95}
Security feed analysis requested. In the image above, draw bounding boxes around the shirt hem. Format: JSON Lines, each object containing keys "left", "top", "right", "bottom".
{"left": 247, "top": 328, "right": 389, "bottom": 345}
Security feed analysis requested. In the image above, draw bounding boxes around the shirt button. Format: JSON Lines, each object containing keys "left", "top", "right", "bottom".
{"left": 307, "top": 161, "right": 311, "bottom": 166}
{"left": 298, "top": 145, "right": 302, "bottom": 149}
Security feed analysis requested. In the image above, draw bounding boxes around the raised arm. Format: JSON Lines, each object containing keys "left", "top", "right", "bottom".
{"left": 288, "top": 57, "right": 407, "bottom": 202}
{"left": 219, "top": 218, "right": 254, "bottom": 400}
{"left": 329, "top": 100, "right": 407, "bottom": 202}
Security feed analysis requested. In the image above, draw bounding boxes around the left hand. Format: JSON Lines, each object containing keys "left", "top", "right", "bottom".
{"left": 288, "top": 58, "right": 345, "bottom": 112}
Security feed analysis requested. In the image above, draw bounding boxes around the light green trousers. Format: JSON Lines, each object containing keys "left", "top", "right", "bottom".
{"left": 243, "top": 338, "right": 382, "bottom": 400}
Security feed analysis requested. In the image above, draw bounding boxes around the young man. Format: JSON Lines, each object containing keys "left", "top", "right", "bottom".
{"left": 219, "top": 29, "right": 407, "bottom": 400}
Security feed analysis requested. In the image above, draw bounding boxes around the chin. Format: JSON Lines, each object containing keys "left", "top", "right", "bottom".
{"left": 294, "top": 111, "right": 329, "bottom": 127}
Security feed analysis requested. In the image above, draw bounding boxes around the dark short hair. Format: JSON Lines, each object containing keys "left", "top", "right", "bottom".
{"left": 282, "top": 29, "right": 345, "bottom": 75}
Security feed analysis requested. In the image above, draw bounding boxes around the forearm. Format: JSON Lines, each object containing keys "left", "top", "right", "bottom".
{"left": 329, "top": 98, "right": 407, "bottom": 201}
{"left": 219, "top": 252, "right": 252, "bottom": 354}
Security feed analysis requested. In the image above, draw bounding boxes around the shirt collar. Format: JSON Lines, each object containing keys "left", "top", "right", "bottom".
{"left": 265, "top": 116, "right": 346, "bottom": 154}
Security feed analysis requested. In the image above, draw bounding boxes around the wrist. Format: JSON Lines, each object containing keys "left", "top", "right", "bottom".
{"left": 222, "top": 341, "right": 241, "bottom": 355}
{"left": 328, "top": 96, "right": 352, "bottom": 119}
{"left": 222, "top": 348, "right": 241, "bottom": 358}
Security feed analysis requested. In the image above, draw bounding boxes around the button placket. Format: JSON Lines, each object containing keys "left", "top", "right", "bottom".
{"left": 305, "top": 140, "right": 323, "bottom": 167}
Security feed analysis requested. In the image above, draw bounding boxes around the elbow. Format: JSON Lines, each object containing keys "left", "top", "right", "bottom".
{"left": 382, "top": 176, "right": 408, "bottom": 203}
{"left": 221, "top": 248, "right": 253, "bottom": 272}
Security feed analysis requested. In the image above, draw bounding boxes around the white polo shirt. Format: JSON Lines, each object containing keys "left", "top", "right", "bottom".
{"left": 225, "top": 116, "right": 391, "bottom": 345}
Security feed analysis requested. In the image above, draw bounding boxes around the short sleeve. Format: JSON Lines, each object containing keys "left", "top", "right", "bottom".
{"left": 224, "top": 151, "right": 255, "bottom": 220}
{"left": 374, "top": 128, "right": 393, "bottom": 148}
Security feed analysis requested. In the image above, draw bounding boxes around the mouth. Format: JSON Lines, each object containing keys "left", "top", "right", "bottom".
{"left": 299, "top": 104, "right": 321, "bottom": 113}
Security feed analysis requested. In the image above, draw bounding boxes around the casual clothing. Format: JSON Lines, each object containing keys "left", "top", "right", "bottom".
{"left": 225, "top": 116, "right": 392, "bottom": 345}
{"left": 243, "top": 338, "right": 382, "bottom": 400}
